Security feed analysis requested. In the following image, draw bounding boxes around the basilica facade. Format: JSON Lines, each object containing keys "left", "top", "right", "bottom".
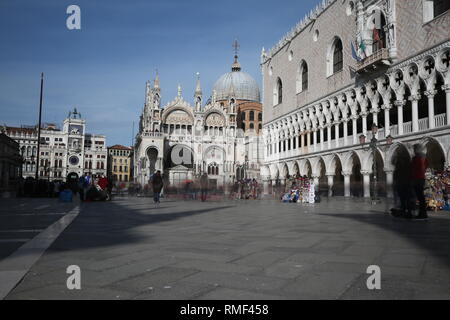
{"left": 260, "top": 0, "right": 450, "bottom": 198}
{"left": 134, "top": 54, "right": 264, "bottom": 189}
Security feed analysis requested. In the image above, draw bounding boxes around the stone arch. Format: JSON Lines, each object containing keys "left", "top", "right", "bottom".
{"left": 326, "top": 154, "right": 344, "bottom": 196}
{"left": 386, "top": 142, "right": 411, "bottom": 171}
{"left": 342, "top": 150, "right": 363, "bottom": 197}
{"left": 270, "top": 164, "right": 279, "bottom": 180}
{"left": 419, "top": 136, "right": 446, "bottom": 171}
{"left": 279, "top": 162, "right": 289, "bottom": 179}
{"left": 361, "top": 148, "right": 386, "bottom": 196}
{"left": 298, "top": 158, "right": 312, "bottom": 177}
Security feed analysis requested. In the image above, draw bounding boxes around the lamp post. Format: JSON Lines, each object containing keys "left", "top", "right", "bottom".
{"left": 360, "top": 124, "right": 393, "bottom": 204}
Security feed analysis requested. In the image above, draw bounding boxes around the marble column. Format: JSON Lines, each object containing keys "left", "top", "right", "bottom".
{"left": 395, "top": 100, "right": 405, "bottom": 135}
{"left": 383, "top": 104, "right": 391, "bottom": 136}
{"left": 362, "top": 114, "right": 368, "bottom": 136}
{"left": 444, "top": 85, "right": 450, "bottom": 126}
{"left": 385, "top": 170, "right": 394, "bottom": 198}
{"left": 362, "top": 171, "right": 371, "bottom": 198}
{"left": 320, "top": 127, "right": 324, "bottom": 150}
{"left": 410, "top": 95, "right": 420, "bottom": 132}
{"left": 312, "top": 175, "right": 320, "bottom": 193}
{"left": 343, "top": 172, "right": 351, "bottom": 197}
{"left": 263, "top": 179, "right": 270, "bottom": 195}
{"left": 327, "top": 125, "right": 332, "bottom": 149}
{"left": 334, "top": 123, "right": 339, "bottom": 148}
{"left": 352, "top": 116, "right": 358, "bottom": 145}
{"left": 425, "top": 90, "right": 436, "bottom": 129}
{"left": 327, "top": 174, "right": 334, "bottom": 197}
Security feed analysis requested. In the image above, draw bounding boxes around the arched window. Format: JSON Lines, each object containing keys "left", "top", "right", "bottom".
{"left": 249, "top": 111, "right": 254, "bottom": 121}
{"left": 333, "top": 39, "right": 343, "bottom": 73}
{"left": 302, "top": 62, "right": 308, "bottom": 91}
{"left": 241, "top": 123, "right": 246, "bottom": 131}
{"left": 258, "top": 123, "right": 262, "bottom": 130}
{"left": 273, "top": 78, "right": 283, "bottom": 105}
{"left": 258, "top": 112, "right": 262, "bottom": 121}
{"left": 296, "top": 61, "right": 308, "bottom": 93}
{"left": 327, "top": 37, "right": 343, "bottom": 76}
{"left": 250, "top": 123, "right": 254, "bottom": 129}
{"left": 242, "top": 111, "right": 246, "bottom": 121}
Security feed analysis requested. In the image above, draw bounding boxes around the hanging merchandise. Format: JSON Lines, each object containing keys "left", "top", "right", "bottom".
{"left": 424, "top": 169, "right": 450, "bottom": 211}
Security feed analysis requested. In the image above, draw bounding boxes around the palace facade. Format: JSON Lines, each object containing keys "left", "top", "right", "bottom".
{"left": 260, "top": 0, "right": 450, "bottom": 197}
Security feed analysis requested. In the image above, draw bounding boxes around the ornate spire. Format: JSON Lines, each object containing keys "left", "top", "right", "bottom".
{"left": 177, "top": 84, "right": 182, "bottom": 98}
{"left": 231, "top": 39, "right": 241, "bottom": 72}
{"left": 194, "top": 72, "right": 202, "bottom": 111}
{"left": 195, "top": 72, "right": 202, "bottom": 95}
{"left": 154, "top": 69, "right": 160, "bottom": 89}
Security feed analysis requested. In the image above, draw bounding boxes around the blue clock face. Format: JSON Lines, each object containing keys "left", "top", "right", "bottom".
{"left": 69, "top": 156, "right": 79, "bottom": 166}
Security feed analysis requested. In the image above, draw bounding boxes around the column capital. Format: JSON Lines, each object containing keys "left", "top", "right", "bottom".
{"left": 381, "top": 103, "right": 392, "bottom": 110}
{"left": 424, "top": 90, "right": 437, "bottom": 98}
{"left": 409, "top": 94, "right": 421, "bottom": 101}
{"left": 325, "top": 172, "right": 335, "bottom": 177}
{"left": 361, "top": 170, "right": 371, "bottom": 176}
{"left": 394, "top": 100, "right": 406, "bottom": 107}
{"left": 442, "top": 84, "right": 450, "bottom": 93}
{"left": 341, "top": 171, "right": 352, "bottom": 177}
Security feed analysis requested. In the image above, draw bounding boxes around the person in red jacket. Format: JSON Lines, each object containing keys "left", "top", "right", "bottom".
{"left": 411, "top": 144, "right": 428, "bottom": 220}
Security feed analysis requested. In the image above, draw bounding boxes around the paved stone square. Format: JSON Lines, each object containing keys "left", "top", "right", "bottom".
{"left": 3, "top": 197, "right": 450, "bottom": 300}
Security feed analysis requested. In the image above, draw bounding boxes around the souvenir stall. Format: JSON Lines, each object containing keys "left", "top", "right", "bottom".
{"left": 282, "top": 176, "right": 315, "bottom": 204}
{"left": 424, "top": 169, "right": 450, "bottom": 211}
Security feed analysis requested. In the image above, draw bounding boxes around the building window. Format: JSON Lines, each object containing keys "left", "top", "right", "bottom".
{"left": 258, "top": 112, "right": 262, "bottom": 121}
{"left": 242, "top": 123, "right": 246, "bottom": 131}
{"left": 333, "top": 39, "right": 343, "bottom": 73}
{"left": 242, "top": 112, "right": 246, "bottom": 121}
{"left": 296, "top": 60, "right": 308, "bottom": 93}
{"left": 423, "top": 0, "right": 450, "bottom": 22}
{"left": 250, "top": 123, "right": 254, "bottom": 129}
{"left": 327, "top": 37, "right": 343, "bottom": 76}
{"left": 273, "top": 77, "right": 283, "bottom": 106}
{"left": 249, "top": 111, "right": 254, "bottom": 121}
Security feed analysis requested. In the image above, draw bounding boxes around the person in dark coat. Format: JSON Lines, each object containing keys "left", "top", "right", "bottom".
{"left": 411, "top": 144, "right": 429, "bottom": 220}
{"left": 151, "top": 171, "right": 163, "bottom": 205}
{"left": 200, "top": 172, "right": 208, "bottom": 202}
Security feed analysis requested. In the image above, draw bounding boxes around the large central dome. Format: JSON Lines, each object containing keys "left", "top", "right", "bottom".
{"left": 212, "top": 55, "right": 260, "bottom": 102}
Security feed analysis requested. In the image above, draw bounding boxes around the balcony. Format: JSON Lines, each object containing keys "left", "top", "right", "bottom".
{"left": 356, "top": 48, "right": 390, "bottom": 73}
{"left": 266, "top": 113, "right": 448, "bottom": 162}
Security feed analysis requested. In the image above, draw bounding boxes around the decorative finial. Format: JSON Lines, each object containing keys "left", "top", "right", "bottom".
{"left": 232, "top": 39, "right": 240, "bottom": 56}
{"left": 177, "top": 84, "right": 182, "bottom": 97}
{"left": 231, "top": 39, "right": 241, "bottom": 72}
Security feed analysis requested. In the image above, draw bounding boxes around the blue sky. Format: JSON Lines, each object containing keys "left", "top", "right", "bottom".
{"left": 0, "top": 0, "right": 319, "bottom": 146}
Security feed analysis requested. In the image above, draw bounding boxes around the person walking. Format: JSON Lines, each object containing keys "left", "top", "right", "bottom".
{"left": 411, "top": 144, "right": 429, "bottom": 220}
{"left": 200, "top": 172, "right": 208, "bottom": 202}
{"left": 393, "top": 154, "right": 412, "bottom": 218}
{"left": 151, "top": 170, "right": 163, "bottom": 206}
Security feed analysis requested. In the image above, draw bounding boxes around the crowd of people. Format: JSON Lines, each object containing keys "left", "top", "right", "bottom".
{"left": 15, "top": 173, "right": 112, "bottom": 202}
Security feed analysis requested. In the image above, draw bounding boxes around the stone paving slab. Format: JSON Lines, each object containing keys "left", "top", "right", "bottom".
{"left": 4, "top": 197, "right": 450, "bottom": 299}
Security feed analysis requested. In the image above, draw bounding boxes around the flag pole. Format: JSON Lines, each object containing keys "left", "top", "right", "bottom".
{"left": 35, "top": 73, "right": 44, "bottom": 181}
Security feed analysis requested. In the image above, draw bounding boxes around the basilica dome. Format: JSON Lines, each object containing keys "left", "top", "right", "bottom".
{"left": 212, "top": 56, "right": 260, "bottom": 102}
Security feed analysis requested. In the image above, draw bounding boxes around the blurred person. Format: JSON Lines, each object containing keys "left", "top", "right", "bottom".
{"left": 393, "top": 153, "right": 412, "bottom": 218}
{"left": 200, "top": 172, "right": 208, "bottom": 202}
{"left": 151, "top": 170, "right": 163, "bottom": 205}
{"left": 411, "top": 144, "right": 428, "bottom": 220}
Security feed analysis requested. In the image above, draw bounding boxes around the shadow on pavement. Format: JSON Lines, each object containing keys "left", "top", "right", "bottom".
{"left": 43, "top": 200, "right": 234, "bottom": 254}
{"left": 318, "top": 212, "right": 450, "bottom": 267}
